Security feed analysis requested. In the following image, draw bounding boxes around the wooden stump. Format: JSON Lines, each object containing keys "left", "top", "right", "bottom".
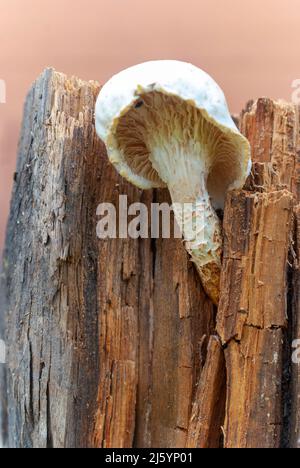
{"left": 1, "top": 72, "right": 300, "bottom": 448}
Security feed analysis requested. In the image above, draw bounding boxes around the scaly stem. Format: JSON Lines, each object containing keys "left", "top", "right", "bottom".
{"left": 150, "top": 144, "right": 222, "bottom": 305}
{"left": 169, "top": 184, "right": 222, "bottom": 305}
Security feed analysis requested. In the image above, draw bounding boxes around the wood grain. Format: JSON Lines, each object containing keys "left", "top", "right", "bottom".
{"left": 217, "top": 98, "right": 300, "bottom": 448}
{"left": 218, "top": 189, "right": 293, "bottom": 448}
{"left": 0, "top": 69, "right": 215, "bottom": 448}
{"left": 186, "top": 336, "right": 226, "bottom": 448}
{"left": 1, "top": 74, "right": 300, "bottom": 448}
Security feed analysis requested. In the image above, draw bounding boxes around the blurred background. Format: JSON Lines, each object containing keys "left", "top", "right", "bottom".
{"left": 1, "top": 0, "right": 300, "bottom": 251}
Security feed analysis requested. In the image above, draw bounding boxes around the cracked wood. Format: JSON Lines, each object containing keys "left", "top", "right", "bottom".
{"left": 0, "top": 69, "right": 215, "bottom": 448}
{"left": 1, "top": 75, "right": 300, "bottom": 449}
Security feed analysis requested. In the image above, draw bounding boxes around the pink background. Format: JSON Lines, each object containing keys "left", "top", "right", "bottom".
{"left": 1, "top": 0, "right": 300, "bottom": 250}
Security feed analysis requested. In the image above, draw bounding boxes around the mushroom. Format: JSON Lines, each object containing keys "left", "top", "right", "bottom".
{"left": 95, "top": 60, "right": 251, "bottom": 305}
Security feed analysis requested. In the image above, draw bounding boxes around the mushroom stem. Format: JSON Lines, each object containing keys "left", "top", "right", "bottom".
{"left": 149, "top": 144, "right": 222, "bottom": 305}
{"left": 171, "top": 189, "right": 222, "bottom": 306}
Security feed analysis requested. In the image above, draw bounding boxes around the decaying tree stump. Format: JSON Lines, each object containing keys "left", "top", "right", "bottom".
{"left": 0, "top": 71, "right": 300, "bottom": 448}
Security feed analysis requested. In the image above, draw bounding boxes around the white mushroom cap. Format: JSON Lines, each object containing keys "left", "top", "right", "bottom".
{"left": 95, "top": 60, "right": 251, "bottom": 206}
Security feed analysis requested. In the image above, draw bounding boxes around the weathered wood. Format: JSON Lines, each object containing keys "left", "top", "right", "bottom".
{"left": 2, "top": 73, "right": 300, "bottom": 449}
{"left": 217, "top": 189, "right": 293, "bottom": 448}
{"left": 0, "top": 69, "right": 215, "bottom": 448}
{"left": 241, "top": 98, "right": 300, "bottom": 197}
{"left": 216, "top": 98, "right": 300, "bottom": 448}
{"left": 1, "top": 69, "right": 110, "bottom": 448}
{"left": 186, "top": 336, "right": 226, "bottom": 448}
{"left": 290, "top": 205, "right": 300, "bottom": 448}
{"left": 0, "top": 272, "right": 7, "bottom": 448}
{"left": 145, "top": 190, "right": 215, "bottom": 448}
{"left": 218, "top": 190, "right": 293, "bottom": 341}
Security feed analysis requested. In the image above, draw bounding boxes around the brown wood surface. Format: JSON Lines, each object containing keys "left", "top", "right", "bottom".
{"left": 0, "top": 70, "right": 215, "bottom": 448}
{"left": 1, "top": 73, "right": 300, "bottom": 448}
{"left": 291, "top": 205, "right": 300, "bottom": 448}
{"left": 218, "top": 189, "right": 293, "bottom": 448}
{"left": 186, "top": 335, "right": 226, "bottom": 448}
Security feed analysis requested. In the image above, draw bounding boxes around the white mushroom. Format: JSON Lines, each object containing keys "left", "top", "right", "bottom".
{"left": 95, "top": 60, "right": 251, "bottom": 305}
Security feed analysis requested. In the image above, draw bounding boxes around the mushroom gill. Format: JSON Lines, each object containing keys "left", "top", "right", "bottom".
{"left": 116, "top": 91, "right": 242, "bottom": 210}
